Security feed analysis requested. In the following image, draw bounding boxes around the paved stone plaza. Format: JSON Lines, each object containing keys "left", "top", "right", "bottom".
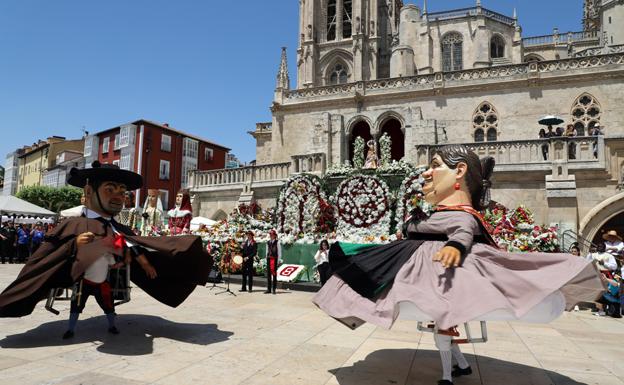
{"left": 0, "top": 265, "right": 623, "bottom": 385}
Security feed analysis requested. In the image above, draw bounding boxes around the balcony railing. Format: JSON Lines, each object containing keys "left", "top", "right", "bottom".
{"left": 416, "top": 136, "right": 605, "bottom": 172}
{"left": 188, "top": 162, "right": 291, "bottom": 189}
{"left": 522, "top": 30, "right": 599, "bottom": 47}
{"left": 189, "top": 153, "right": 329, "bottom": 190}
{"left": 426, "top": 6, "right": 515, "bottom": 25}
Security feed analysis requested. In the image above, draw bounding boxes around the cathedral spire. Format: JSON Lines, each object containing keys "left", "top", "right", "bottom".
{"left": 276, "top": 47, "right": 290, "bottom": 91}
{"left": 423, "top": 0, "right": 427, "bottom": 14}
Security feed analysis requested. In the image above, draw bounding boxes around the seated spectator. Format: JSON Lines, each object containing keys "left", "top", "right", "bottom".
{"left": 594, "top": 274, "right": 621, "bottom": 318}
{"left": 569, "top": 243, "right": 580, "bottom": 256}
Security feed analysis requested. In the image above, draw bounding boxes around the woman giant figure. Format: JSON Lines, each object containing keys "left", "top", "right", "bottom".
{"left": 313, "top": 145, "right": 603, "bottom": 385}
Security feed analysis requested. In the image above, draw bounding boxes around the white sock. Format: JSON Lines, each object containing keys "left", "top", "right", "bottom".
{"left": 434, "top": 333, "right": 453, "bottom": 381}
{"left": 451, "top": 343, "right": 469, "bottom": 369}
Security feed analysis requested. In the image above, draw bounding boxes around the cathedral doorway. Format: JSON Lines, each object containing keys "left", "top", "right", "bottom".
{"left": 591, "top": 211, "right": 624, "bottom": 246}
{"left": 349, "top": 120, "right": 372, "bottom": 164}
{"left": 579, "top": 192, "right": 624, "bottom": 248}
{"left": 379, "top": 118, "right": 405, "bottom": 161}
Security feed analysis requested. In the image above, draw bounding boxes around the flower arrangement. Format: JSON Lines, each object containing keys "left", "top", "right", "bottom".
{"left": 334, "top": 175, "right": 392, "bottom": 242}
{"left": 394, "top": 167, "right": 430, "bottom": 231}
{"left": 379, "top": 133, "right": 392, "bottom": 168}
{"left": 353, "top": 136, "right": 365, "bottom": 169}
{"left": 326, "top": 161, "right": 355, "bottom": 177}
{"left": 484, "top": 203, "right": 560, "bottom": 252}
{"left": 276, "top": 174, "right": 325, "bottom": 236}
{"left": 377, "top": 158, "right": 416, "bottom": 174}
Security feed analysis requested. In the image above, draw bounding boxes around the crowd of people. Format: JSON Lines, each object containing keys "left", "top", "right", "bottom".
{"left": 0, "top": 222, "right": 49, "bottom": 264}
{"left": 539, "top": 123, "right": 604, "bottom": 160}
{"left": 571, "top": 229, "right": 624, "bottom": 318}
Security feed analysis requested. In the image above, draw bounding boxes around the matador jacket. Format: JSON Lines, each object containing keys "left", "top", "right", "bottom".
{"left": 0, "top": 216, "right": 212, "bottom": 317}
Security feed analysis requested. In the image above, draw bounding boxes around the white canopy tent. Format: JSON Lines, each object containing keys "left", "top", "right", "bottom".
{"left": 0, "top": 196, "right": 57, "bottom": 222}
{"left": 60, "top": 205, "right": 85, "bottom": 218}
{"left": 190, "top": 216, "right": 217, "bottom": 231}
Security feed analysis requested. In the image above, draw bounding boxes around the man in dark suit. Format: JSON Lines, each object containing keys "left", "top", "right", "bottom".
{"left": 239, "top": 231, "right": 257, "bottom": 293}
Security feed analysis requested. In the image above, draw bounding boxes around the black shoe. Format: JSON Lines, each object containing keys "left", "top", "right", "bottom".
{"left": 62, "top": 330, "right": 74, "bottom": 340}
{"left": 264, "top": 290, "right": 271, "bottom": 294}
{"left": 272, "top": 291, "right": 276, "bottom": 295}
{"left": 108, "top": 326, "right": 120, "bottom": 335}
{"left": 452, "top": 365, "right": 472, "bottom": 377}
{"left": 239, "top": 288, "right": 247, "bottom": 292}
{"left": 248, "top": 289, "right": 253, "bottom": 293}
{"left": 438, "top": 380, "right": 453, "bottom": 385}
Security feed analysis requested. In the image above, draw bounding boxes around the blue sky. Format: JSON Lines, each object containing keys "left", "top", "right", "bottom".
{"left": 0, "top": 0, "right": 583, "bottom": 165}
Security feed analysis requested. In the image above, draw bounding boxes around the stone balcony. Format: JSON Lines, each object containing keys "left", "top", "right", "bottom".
{"left": 415, "top": 136, "right": 606, "bottom": 173}
{"left": 189, "top": 137, "right": 609, "bottom": 192}
{"left": 522, "top": 30, "right": 599, "bottom": 48}
{"left": 188, "top": 153, "right": 326, "bottom": 192}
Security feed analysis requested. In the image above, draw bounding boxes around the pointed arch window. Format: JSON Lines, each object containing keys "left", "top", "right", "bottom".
{"left": 571, "top": 93, "right": 601, "bottom": 136}
{"left": 473, "top": 102, "right": 499, "bottom": 142}
{"left": 490, "top": 35, "right": 505, "bottom": 59}
{"left": 442, "top": 33, "right": 463, "bottom": 72}
{"left": 327, "top": 0, "right": 337, "bottom": 41}
{"left": 329, "top": 62, "right": 349, "bottom": 85}
{"left": 343, "top": 0, "right": 353, "bottom": 38}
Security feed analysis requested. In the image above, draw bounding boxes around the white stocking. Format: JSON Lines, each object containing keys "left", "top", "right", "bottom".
{"left": 451, "top": 343, "right": 469, "bottom": 369}
{"left": 434, "top": 333, "right": 453, "bottom": 381}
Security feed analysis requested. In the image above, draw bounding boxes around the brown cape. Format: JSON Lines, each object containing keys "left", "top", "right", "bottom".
{"left": 0, "top": 217, "right": 212, "bottom": 317}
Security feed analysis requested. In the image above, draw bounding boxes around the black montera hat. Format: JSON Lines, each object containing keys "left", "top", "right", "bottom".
{"left": 67, "top": 161, "right": 143, "bottom": 190}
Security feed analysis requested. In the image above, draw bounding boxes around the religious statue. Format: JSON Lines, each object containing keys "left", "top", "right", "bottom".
{"left": 141, "top": 189, "right": 164, "bottom": 236}
{"left": 167, "top": 189, "right": 193, "bottom": 236}
{"left": 363, "top": 140, "right": 379, "bottom": 169}
{"left": 115, "top": 191, "right": 141, "bottom": 234}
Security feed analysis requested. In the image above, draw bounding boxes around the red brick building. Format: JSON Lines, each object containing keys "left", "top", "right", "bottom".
{"left": 83, "top": 119, "right": 229, "bottom": 209}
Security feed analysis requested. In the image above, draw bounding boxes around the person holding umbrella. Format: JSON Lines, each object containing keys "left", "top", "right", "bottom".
{"left": 538, "top": 116, "right": 563, "bottom": 161}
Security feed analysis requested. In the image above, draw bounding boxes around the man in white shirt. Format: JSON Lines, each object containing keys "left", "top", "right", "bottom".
{"left": 586, "top": 243, "right": 618, "bottom": 273}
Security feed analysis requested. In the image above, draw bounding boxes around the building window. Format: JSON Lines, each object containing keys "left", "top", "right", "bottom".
{"left": 487, "top": 127, "right": 498, "bottom": 141}
{"left": 490, "top": 35, "right": 505, "bottom": 59}
{"left": 119, "top": 153, "right": 131, "bottom": 170}
{"left": 161, "top": 134, "right": 172, "bottom": 152}
{"left": 159, "top": 189, "right": 169, "bottom": 211}
{"left": 183, "top": 138, "right": 199, "bottom": 159}
{"left": 343, "top": 0, "right": 352, "bottom": 38}
{"left": 474, "top": 129, "right": 485, "bottom": 142}
{"left": 329, "top": 62, "right": 349, "bottom": 85}
{"left": 205, "top": 148, "right": 214, "bottom": 161}
{"left": 118, "top": 125, "right": 131, "bottom": 148}
{"left": 571, "top": 93, "right": 601, "bottom": 136}
{"left": 327, "top": 0, "right": 337, "bottom": 41}
{"left": 113, "top": 134, "right": 121, "bottom": 150}
{"left": 159, "top": 160, "right": 170, "bottom": 180}
{"left": 102, "top": 137, "right": 110, "bottom": 153}
{"left": 473, "top": 102, "right": 499, "bottom": 142}
{"left": 442, "top": 32, "right": 463, "bottom": 72}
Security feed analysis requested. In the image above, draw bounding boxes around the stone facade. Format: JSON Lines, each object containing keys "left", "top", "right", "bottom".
{"left": 191, "top": 0, "right": 624, "bottom": 247}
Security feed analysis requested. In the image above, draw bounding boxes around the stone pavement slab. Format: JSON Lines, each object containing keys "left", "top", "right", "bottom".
{"left": 1, "top": 264, "right": 623, "bottom": 385}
